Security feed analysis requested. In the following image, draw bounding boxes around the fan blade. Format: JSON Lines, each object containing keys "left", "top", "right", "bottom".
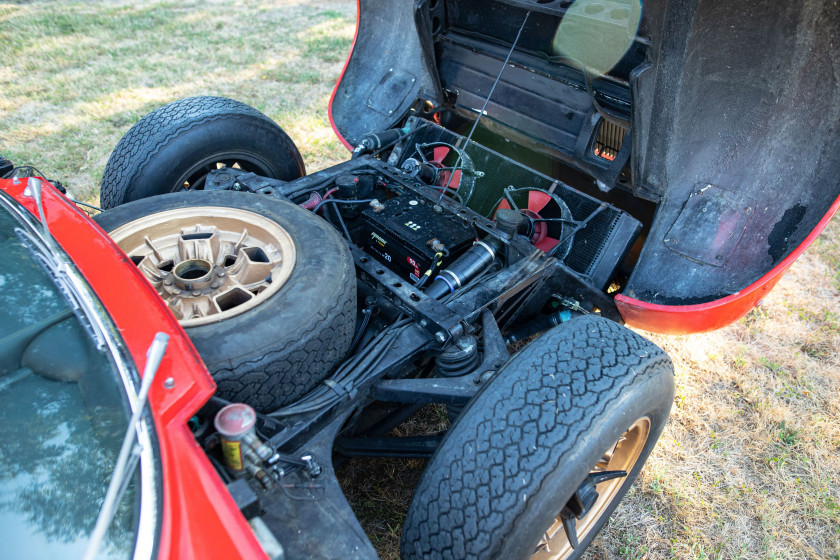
{"left": 528, "top": 190, "right": 552, "bottom": 213}
{"left": 432, "top": 146, "right": 450, "bottom": 164}
{"left": 534, "top": 236, "right": 559, "bottom": 252}
{"left": 439, "top": 169, "right": 462, "bottom": 190}
{"left": 496, "top": 199, "right": 512, "bottom": 213}
{"left": 449, "top": 169, "right": 462, "bottom": 189}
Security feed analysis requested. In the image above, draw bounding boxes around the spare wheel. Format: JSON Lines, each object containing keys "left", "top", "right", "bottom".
{"left": 99, "top": 96, "right": 305, "bottom": 209}
{"left": 94, "top": 190, "right": 356, "bottom": 413}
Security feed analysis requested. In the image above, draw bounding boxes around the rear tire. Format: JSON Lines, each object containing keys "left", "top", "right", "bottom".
{"left": 95, "top": 190, "right": 356, "bottom": 412}
{"left": 100, "top": 96, "right": 305, "bottom": 209}
{"left": 402, "top": 315, "right": 674, "bottom": 559}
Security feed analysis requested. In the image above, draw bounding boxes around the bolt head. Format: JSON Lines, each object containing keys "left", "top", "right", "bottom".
{"left": 217, "top": 270, "right": 226, "bottom": 277}
{"left": 211, "top": 281, "right": 221, "bottom": 289}
{"left": 163, "top": 377, "right": 175, "bottom": 389}
{"left": 435, "top": 331, "right": 447, "bottom": 343}
{"left": 163, "top": 277, "right": 173, "bottom": 286}
{"left": 192, "top": 290, "right": 201, "bottom": 297}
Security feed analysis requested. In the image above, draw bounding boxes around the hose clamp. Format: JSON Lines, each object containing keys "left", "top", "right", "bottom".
{"left": 439, "top": 269, "right": 462, "bottom": 290}
{"left": 473, "top": 240, "right": 496, "bottom": 260}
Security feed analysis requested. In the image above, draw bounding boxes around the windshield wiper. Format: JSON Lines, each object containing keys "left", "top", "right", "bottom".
{"left": 83, "top": 332, "right": 169, "bottom": 560}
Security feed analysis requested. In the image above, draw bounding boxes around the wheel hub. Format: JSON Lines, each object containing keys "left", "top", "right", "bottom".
{"left": 171, "top": 259, "right": 214, "bottom": 290}
{"left": 531, "top": 416, "right": 651, "bottom": 560}
{"left": 107, "top": 206, "right": 297, "bottom": 326}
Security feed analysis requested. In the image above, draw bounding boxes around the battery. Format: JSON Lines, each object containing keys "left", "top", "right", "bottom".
{"left": 360, "top": 195, "right": 476, "bottom": 282}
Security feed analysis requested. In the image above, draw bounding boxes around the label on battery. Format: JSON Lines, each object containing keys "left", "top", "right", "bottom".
{"left": 407, "top": 256, "right": 421, "bottom": 278}
{"left": 221, "top": 438, "right": 244, "bottom": 471}
{"left": 370, "top": 232, "right": 388, "bottom": 247}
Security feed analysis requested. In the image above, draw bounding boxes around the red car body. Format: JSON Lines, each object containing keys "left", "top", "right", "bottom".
{"left": 328, "top": 0, "right": 840, "bottom": 336}
{"left": 612, "top": 191, "right": 840, "bottom": 334}
{"left": 1, "top": 177, "right": 266, "bottom": 559}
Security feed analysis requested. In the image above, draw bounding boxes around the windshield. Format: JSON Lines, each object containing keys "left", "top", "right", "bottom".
{"left": 0, "top": 203, "right": 143, "bottom": 558}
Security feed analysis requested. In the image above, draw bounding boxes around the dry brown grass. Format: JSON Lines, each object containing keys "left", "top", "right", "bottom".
{"left": 0, "top": 0, "right": 354, "bottom": 203}
{"left": 2, "top": 1, "right": 838, "bottom": 559}
{"left": 603, "top": 222, "right": 840, "bottom": 560}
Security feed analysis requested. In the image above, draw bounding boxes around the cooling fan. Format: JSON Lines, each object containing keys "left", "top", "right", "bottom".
{"left": 400, "top": 142, "right": 479, "bottom": 204}
{"left": 495, "top": 188, "right": 575, "bottom": 259}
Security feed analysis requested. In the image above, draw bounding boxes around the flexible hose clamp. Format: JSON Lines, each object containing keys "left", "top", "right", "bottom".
{"left": 473, "top": 240, "right": 496, "bottom": 260}
{"left": 439, "top": 269, "right": 462, "bottom": 289}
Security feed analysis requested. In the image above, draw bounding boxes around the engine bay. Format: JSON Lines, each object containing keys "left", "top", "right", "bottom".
{"left": 183, "top": 116, "right": 648, "bottom": 557}
{"left": 207, "top": 117, "right": 641, "bottom": 336}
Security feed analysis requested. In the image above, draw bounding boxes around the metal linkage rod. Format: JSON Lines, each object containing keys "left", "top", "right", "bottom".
{"left": 438, "top": 10, "right": 532, "bottom": 203}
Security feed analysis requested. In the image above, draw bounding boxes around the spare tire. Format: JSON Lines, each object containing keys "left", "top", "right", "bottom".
{"left": 100, "top": 96, "right": 305, "bottom": 209}
{"left": 95, "top": 190, "right": 356, "bottom": 413}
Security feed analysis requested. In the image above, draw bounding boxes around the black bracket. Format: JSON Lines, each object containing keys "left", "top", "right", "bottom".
{"left": 370, "top": 310, "right": 509, "bottom": 405}
{"left": 334, "top": 434, "right": 442, "bottom": 459}
{"left": 352, "top": 245, "right": 464, "bottom": 343}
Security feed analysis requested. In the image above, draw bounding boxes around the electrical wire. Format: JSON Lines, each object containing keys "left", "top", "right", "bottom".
{"left": 414, "top": 251, "right": 444, "bottom": 289}
{"left": 348, "top": 306, "right": 373, "bottom": 353}
{"left": 70, "top": 199, "right": 102, "bottom": 212}
{"left": 5, "top": 165, "right": 48, "bottom": 179}
{"left": 312, "top": 197, "right": 375, "bottom": 215}
{"left": 268, "top": 318, "right": 413, "bottom": 418}
{"left": 329, "top": 204, "right": 353, "bottom": 241}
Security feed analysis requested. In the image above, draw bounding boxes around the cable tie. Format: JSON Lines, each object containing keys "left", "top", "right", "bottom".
{"left": 323, "top": 379, "right": 356, "bottom": 400}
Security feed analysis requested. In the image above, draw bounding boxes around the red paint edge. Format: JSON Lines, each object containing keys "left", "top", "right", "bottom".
{"left": 3, "top": 179, "right": 266, "bottom": 559}
{"left": 616, "top": 193, "right": 840, "bottom": 334}
{"left": 327, "top": 0, "right": 361, "bottom": 151}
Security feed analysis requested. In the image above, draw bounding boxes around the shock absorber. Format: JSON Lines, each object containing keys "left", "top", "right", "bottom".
{"left": 436, "top": 334, "right": 480, "bottom": 422}
{"left": 425, "top": 238, "right": 503, "bottom": 299}
{"left": 436, "top": 334, "right": 479, "bottom": 377}
{"left": 351, "top": 128, "right": 406, "bottom": 158}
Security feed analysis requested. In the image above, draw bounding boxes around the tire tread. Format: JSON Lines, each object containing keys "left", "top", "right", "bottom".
{"left": 211, "top": 272, "right": 356, "bottom": 410}
{"left": 101, "top": 96, "right": 302, "bottom": 208}
{"left": 402, "top": 316, "right": 673, "bottom": 559}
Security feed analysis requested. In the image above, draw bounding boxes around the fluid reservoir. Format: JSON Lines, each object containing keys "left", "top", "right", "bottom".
{"left": 214, "top": 403, "right": 272, "bottom": 474}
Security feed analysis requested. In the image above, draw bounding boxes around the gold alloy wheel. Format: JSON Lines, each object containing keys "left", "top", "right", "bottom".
{"left": 531, "top": 417, "right": 651, "bottom": 559}
{"left": 108, "top": 206, "right": 296, "bottom": 327}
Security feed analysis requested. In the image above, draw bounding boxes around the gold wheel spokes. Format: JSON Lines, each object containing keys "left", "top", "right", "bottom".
{"left": 108, "top": 206, "right": 296, "bottom": 326}
{"left": 532, "top": 417, "right": 651, "bottom": 560}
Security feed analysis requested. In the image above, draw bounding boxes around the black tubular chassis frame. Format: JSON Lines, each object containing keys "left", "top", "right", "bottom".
{"left": 200, "top": 152, "right": 622, "bottom": 558}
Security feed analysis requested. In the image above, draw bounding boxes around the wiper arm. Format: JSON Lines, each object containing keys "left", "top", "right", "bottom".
{"left": 24, "top": 177, "right": 53, "bottom": 246}
{"left": 83, "top": 333, "right": 169, "bottom": 560}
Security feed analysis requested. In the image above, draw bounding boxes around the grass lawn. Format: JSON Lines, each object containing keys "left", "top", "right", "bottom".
{"left": 2, "top": 1, "right": 838, "bottom": 558}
